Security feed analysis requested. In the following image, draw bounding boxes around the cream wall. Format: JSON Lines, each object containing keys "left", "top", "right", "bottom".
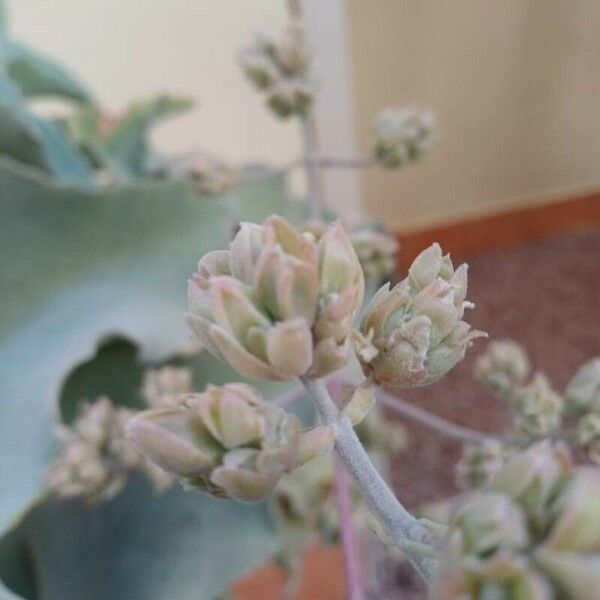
{"left": 345, "top": 0, "right": 600, "bottom": 230}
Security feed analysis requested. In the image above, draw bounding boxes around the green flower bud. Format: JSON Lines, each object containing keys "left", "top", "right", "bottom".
{"left": 474, "top": 340, "right": 530, "bottom": 398}
{"left": 434, "top": 443, "right": 600, "bottom": 600}
{"left": 564, "top": 358, "right": 600, "bottom": 415}
{"left": 576, "top": 412, "right": 600, "bottom": 464}
{"left": 128, "top": 383, "right": 330, "bottom": 502}
{"left": 186, "top": 216, "right": 364, "bottom": 381}
{"left": 455, "top": 439, "right": 507, "bottom": 490}
{"left": 349, "top": 225, "right": 399, "bottom": 285}
{"left": 511, "top": 374, "right": 563, "bottom": 439}
{"left": 354, "top": 243, "right": 485, "bottom": 387}
{"left": 372, "top": 107, "right": 436, "bottom": 169}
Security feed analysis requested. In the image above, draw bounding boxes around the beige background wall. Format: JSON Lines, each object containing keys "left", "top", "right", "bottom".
{"left": 345, "top": 0, "right": 600, "bottom": 229}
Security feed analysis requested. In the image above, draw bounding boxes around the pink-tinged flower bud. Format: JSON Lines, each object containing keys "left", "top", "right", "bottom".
{"left": 128, "top": 383, "right": 331, "bottom": 502}
{"left": 186, "top": 216, "right": 363, "bottom": 381}
{"left": 474, "top": 339, "right": 530, "bottom": 398}
{"left": 434, "top": 442, "right": 600, "bottom": 599}
{"left": 373, "top": 107, "right": 436, "bottom": 169}
{"left": 511, "top": 374, "right": 564, "bottom": 439}
{"left": 354, "top": 243, "right": 485, "bottom": 387}
{"left": 565, "top": 357, "right": 600, "bottom": 415}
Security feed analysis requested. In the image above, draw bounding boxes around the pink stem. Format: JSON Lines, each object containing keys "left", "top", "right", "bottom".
{"left": 334, "top": 454, "right": 364, "bottom": 600}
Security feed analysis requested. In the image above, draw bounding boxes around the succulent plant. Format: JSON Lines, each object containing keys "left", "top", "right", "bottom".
{"left": 127, "top": 383, "right": 333, "bottom": 502}
{"left": 186, "top": 215, "right": 364, "bottom": 381}
{"left": 474, "top": 339, "right": 531, "bottom": 398}
{"left": 372, "top": 107, "right": 436, "bottom": 169}
{"left": 354, "top": 242, "right": 485, "bottom": 387}
{"left": 433, "top": 441, "right": 600, "bottom": 599}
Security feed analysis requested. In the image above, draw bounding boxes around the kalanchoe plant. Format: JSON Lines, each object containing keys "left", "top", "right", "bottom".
{"left": 564, "top": 357, "right": 600, "bottom": 415}
{"left": 455, "top": 439, "right": 508, "bottom": 490}
{"left": 354, "top": 242, "right": 486, "bottom": 387}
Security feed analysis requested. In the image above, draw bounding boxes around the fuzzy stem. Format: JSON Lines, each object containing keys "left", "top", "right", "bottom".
{"left": 376, "top": 389, "right": 493, "bottom": 444}
{"left": 334, "top": 453, "right": 364, "bottom": 600}
{"left": 300, "top": 377, "right": 436, "bottom": 583}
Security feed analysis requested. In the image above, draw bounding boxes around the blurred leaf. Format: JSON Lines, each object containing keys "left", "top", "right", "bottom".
{"left": 0, "top": 1, "right": 8, "bottom": 41}
{"left": 5, "top": 43, "right": 90, "bottom": 103}
{"left": 0, "top": 477, "right": 277, "bottom": 600}
{"left": 0, "top": 154, "right": 289, "bottom": 546}
{"left": 0, "top": 102, "right": 94, "bottom": 184}
{"left": 0, "top": 74, "right": 21, "bottom": 104}
{"left": 104, "top": 95, "right": 194, "bottom": 179}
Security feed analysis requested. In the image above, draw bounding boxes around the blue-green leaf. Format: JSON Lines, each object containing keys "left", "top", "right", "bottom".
{"left": 0, "top": 477, "right": 277, "bottom": 600}
{"left": 5, "top": 43, "right": 90, "bottom": 103}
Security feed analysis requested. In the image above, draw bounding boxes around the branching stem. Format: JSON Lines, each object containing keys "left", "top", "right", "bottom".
{"left": 376, "top": 389, "right": 494, "bottom": 444}
{"left": 300, "top": 376, "right": 436, "bottom": 583}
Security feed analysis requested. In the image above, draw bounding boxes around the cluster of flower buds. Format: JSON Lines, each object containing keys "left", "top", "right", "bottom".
{"left": 187, "top": 154, "right": 238, "bottom": 196}
{"left": 349, "top": 225, "right": 399, "bottom": 285}
{"left": 186, "top": 215, "right": 364, "bottom": 381}
{"left": 239, "top": 20, "right": 315, "bottom": 119}
{"left": 473, "top": 339, "right": 530, "bottom": 398}
{"left": 510, "top": 374, "right": 564, "bottom": 439}
{"left": 142, "top": 366, "right": 194, "bottom": 408}
{"left": 353, "top": 243, "right": 485, "bottom": 387}
{"left": 47, "top": 397, "right": 172, "bottom": 503}
{"left": 127, "top": 383, "right": 334, "bottom": 502}
{"left": 455, "top": 439, "right": 507, "bottom": 490}
{"left": 434, "top": 441, "right": 600, "bottom": 599}
{"left": 372, "top": 107, "right": 436, "bottom": 169}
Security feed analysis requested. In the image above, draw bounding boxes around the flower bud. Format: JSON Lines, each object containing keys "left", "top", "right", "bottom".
{"left": 564, "top": 357, "right": 600, "bottom": 415}
{"left": 354, "top": 243, "right": 485, "bottom": 387}
{"left": 349, "top": 225, "right": 399, "bottom": 285}
{"left": 47, "top": 397, "right": 172, "bottom": 503}
{"left": 239, "top": 20, "right": 315, "bottom": 120}
{"left": 511, "top": 374, "right": 563, "bottom": 439}
{"left": 372, "top": 107, "right": 436, "bottom": 169}
{"left": 141, "top": 366, "right": 193, "bottom": 408}
{"left": 128, "top": 383, "right": 328, "bottom": 502}
{"left": 473, "top": 339, "right": 530, "bottom": 398}
{"left": 455, "top": 439, "right": 507, "bottom": 490}
{"left": 187, "top": 154, "right": 238, "bottom": 196}
{"left": 576, "top": 412, "right": 600, "bottom": 465}
{"left": 186, "top": 215, "right": 364, "bottom": 381}
{"left": 434, "top": 442, "right": 600, "bottom": 600}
